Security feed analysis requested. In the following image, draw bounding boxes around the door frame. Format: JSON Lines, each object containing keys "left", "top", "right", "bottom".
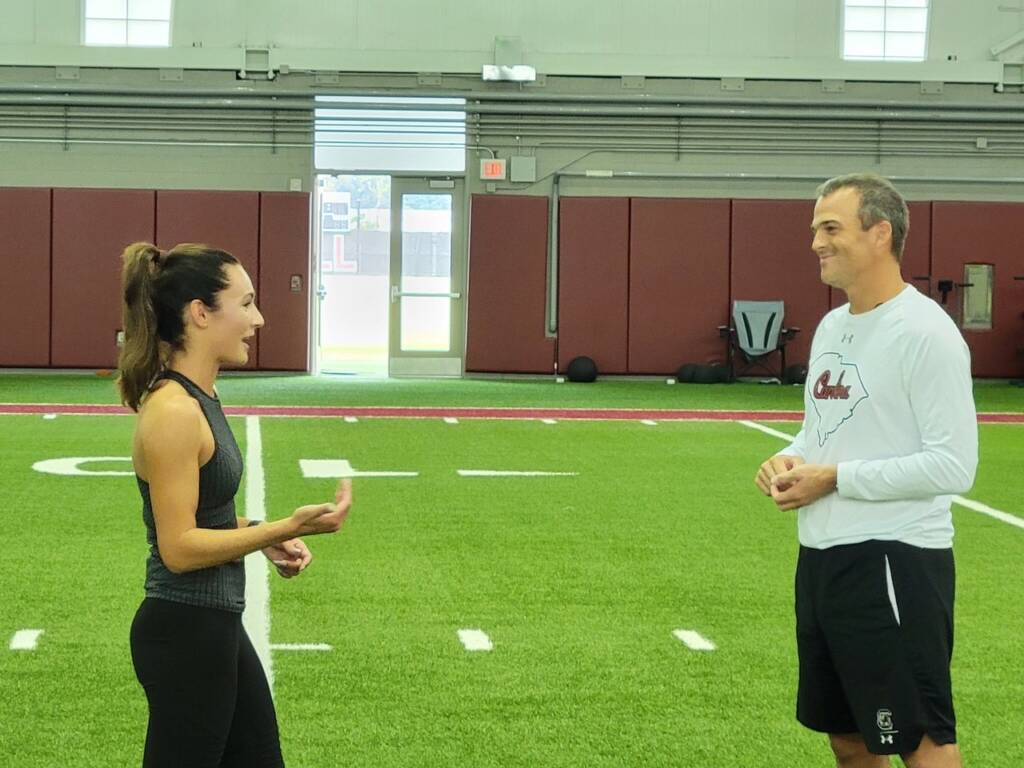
{"left": 388, "top": 176, "right": 466, "bottom": 377}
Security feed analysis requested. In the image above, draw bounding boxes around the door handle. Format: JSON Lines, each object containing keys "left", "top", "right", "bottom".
{"left": 936, "top": 279, "right": 973, "bottom": 305}
{"left": 390, "top": 285, "right": 462, "bottom": 303}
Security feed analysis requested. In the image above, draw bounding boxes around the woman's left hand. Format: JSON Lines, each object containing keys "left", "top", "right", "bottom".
{"left": 262, "top": 538, "right": 312, "bottom": 578}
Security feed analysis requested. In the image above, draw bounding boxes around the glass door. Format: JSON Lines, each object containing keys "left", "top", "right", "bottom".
{"left": 314, "top": 174, "right": 391, "bottom": 377}
{"left": 388, "top": 178, "right": 465, "bottom": 376}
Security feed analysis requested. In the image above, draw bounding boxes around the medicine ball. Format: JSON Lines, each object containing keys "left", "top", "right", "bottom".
{"left": 691, "top": 364, "right": 716, "bottom": 384}
{"left": 710, "top": 363, "right": 732, "bottom": 383}
{"left": 676, "top": 363, "right": 699, "bottom": 383}
{"left": 782, "top": 364, "right": 808, "bottom": 386}
{"left": 566, "top": 356, "right": 598, "bottom": 383}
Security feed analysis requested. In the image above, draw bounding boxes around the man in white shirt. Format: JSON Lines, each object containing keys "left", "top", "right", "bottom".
{"left": 754, "top": 174, "right": 978, "bottom": 768}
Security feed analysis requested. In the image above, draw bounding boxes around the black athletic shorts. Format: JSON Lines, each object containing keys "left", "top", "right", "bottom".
{"left": 795, "top": 539, "right": 956, "bottom": 755}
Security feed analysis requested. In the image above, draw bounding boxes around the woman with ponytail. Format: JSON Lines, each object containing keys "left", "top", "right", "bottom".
{"left": 119, "top": 242, "right": 352, "bottom": 767}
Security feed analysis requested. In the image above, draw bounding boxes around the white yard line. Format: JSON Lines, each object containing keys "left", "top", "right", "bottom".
{"left": 641, "top": 419, "right": 658, "bottom": 426}
{"left": 673, "top": 629, "right": 716, "bottom": 651}
{"left": 951, "top": 495, "right": 1024, "bottom": 531}
{"left": 738, "top": 419, "right": 1024, "bottom": 530}
{"left": 443, "top": 417, "right": 459, "bottom": 425}
{"left": 9, "top": 629, "right": 44, "bottom": 651}
{"left": 541, "top": 419, "right": 558, "bottom": 425}
{"left": 737, "top": 419, "right": 796, "bottom": 442}
{"left": 270, "top": 643, "right": 333, "bottom": 652}
{"left": 457, "top": 470, "right": 578, "bottom": 477}
{"left": 343, "top": 416, "right": 359, "bottom": 424}
{"left": 457, "top": 629, "right": 493, "bottom": 652}
{"left": 243, "top": 416, "right": 273, "bottom": 691}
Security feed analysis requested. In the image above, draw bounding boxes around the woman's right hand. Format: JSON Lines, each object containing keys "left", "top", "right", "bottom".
{"left": 289, "top": 479, "right": 352, "bottom": 536}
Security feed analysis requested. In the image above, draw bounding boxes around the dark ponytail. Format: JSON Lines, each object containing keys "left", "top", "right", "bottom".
{"left": 118, "top": 243, "right": 163, "bottom": 411}
{"left": 117, "top": 242, "right": 239, "bottom": 411}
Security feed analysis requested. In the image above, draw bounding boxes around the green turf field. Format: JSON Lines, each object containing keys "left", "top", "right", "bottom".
{"left": 0, "top": 372, "right": 1022, "bottom": 412}
{"left": 1, "top": 376, "right": 1021, "bottom": 767}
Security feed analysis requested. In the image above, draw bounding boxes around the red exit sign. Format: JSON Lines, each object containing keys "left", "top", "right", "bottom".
{"left": 480, "top": 158, "right": 507, "bottom": 180}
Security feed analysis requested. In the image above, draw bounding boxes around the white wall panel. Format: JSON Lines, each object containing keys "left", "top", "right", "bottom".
{"left": 0, "top": 0, "right": 1016, "bottom": 80}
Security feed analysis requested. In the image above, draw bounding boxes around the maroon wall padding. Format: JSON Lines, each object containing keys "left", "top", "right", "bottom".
{"left": 0, "top": 189, "right": 52, "bottom": 366}
{"left": 932, "top": 202, "right": 1024, "bottom": 377}
{"left": 465, "top": 195, "right": 555, "bottom": 373}
{"left": 731, "top": 200, "right": 829, "bottom": 367}
{"left": 156, "top": 191, "right": 261, "bottom": 369}
{"left": 258, "top": 193, "right": 310, "bottom": 371}
{"left": 51, "top": 189, "right": 155, "bottom": 368}
{"left": 558, "top": 197, "right": 630, "bottom": 373}
{"left": 901, "top": 201, "right": 932, "bottom": 301}
{"left": 829, "top": 201, "right": 932, "bottom": 309}
{"left": 628, "top": 198, "right": 731, "bottom": 373}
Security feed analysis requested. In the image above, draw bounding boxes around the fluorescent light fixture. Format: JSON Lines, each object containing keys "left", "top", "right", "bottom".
{"left": 482, "top": 64, "right": 537, "bottom": 82}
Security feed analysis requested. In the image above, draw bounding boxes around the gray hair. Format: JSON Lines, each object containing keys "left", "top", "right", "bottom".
{"left": 815, "top": 173, "right": 909, "bottom": 262}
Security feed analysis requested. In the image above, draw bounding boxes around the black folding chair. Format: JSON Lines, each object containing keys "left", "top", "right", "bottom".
{"left": 718, "top": 300, "right": 799, "bottom": 382}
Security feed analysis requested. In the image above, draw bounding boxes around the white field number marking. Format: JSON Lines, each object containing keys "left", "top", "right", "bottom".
{"left": 673, "top": 629, "right": 716, "bottom": 651}
{"left": 10, "top": 630, "right": 44, "bottom": 651}
{"left": 32, "top": 457, "right": 133, "bottom": 477}
{"left": 300, "top": 459, "right": 418, "bottom": 479}
{"left": 457, "top": 629, "right": 493, "bottom": 652}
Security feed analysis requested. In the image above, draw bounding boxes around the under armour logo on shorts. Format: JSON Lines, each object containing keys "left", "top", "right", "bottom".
{"left": 876, "top": 709, "right": 898, "bottom": 745}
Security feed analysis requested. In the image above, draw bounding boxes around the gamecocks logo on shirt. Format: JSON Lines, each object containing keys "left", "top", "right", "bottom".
{"left": 813, "top": 370, "right": 852, "bottom": 399}
{"left": 808, "top": 352, "right": 869, "bottom": 446}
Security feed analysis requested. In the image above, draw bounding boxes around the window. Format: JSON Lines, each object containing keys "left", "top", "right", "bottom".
{"left": 315, "top": 96, "right": 466, "bottom": 174}
{"left": 843, "top": 0, "right": 929, "bottom": 62}
{"left": 84, "top": 0, "right": 172, "bottom": 47}
{"left": 962, "top": 264, "right": 994, "bottom": 331}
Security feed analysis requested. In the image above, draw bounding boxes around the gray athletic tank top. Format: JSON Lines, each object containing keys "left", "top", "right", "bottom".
{"left": 137, "top": 369, "right": 246, "bottom": 612}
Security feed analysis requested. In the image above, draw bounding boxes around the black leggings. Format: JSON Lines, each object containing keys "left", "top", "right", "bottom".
{"left": 130, "top": 598, "right": 284, "bottom": 768}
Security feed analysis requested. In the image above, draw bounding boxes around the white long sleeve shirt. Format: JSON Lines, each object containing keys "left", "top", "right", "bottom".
{"left": 778, "top": 284, "right": 978, "bottom": 550}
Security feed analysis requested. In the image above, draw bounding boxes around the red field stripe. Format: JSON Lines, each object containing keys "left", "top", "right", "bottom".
{"left": 1, "top": 403, "right": 129, "bottom": 415}
{"left": 977, "top": 412, "right": 1024, "bottom": 423}
{"left": 0, "top": 403, "right": 802, "bottom": 420}
{"left": 1, "top": 402, "right": 1021, "bottom": 423}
